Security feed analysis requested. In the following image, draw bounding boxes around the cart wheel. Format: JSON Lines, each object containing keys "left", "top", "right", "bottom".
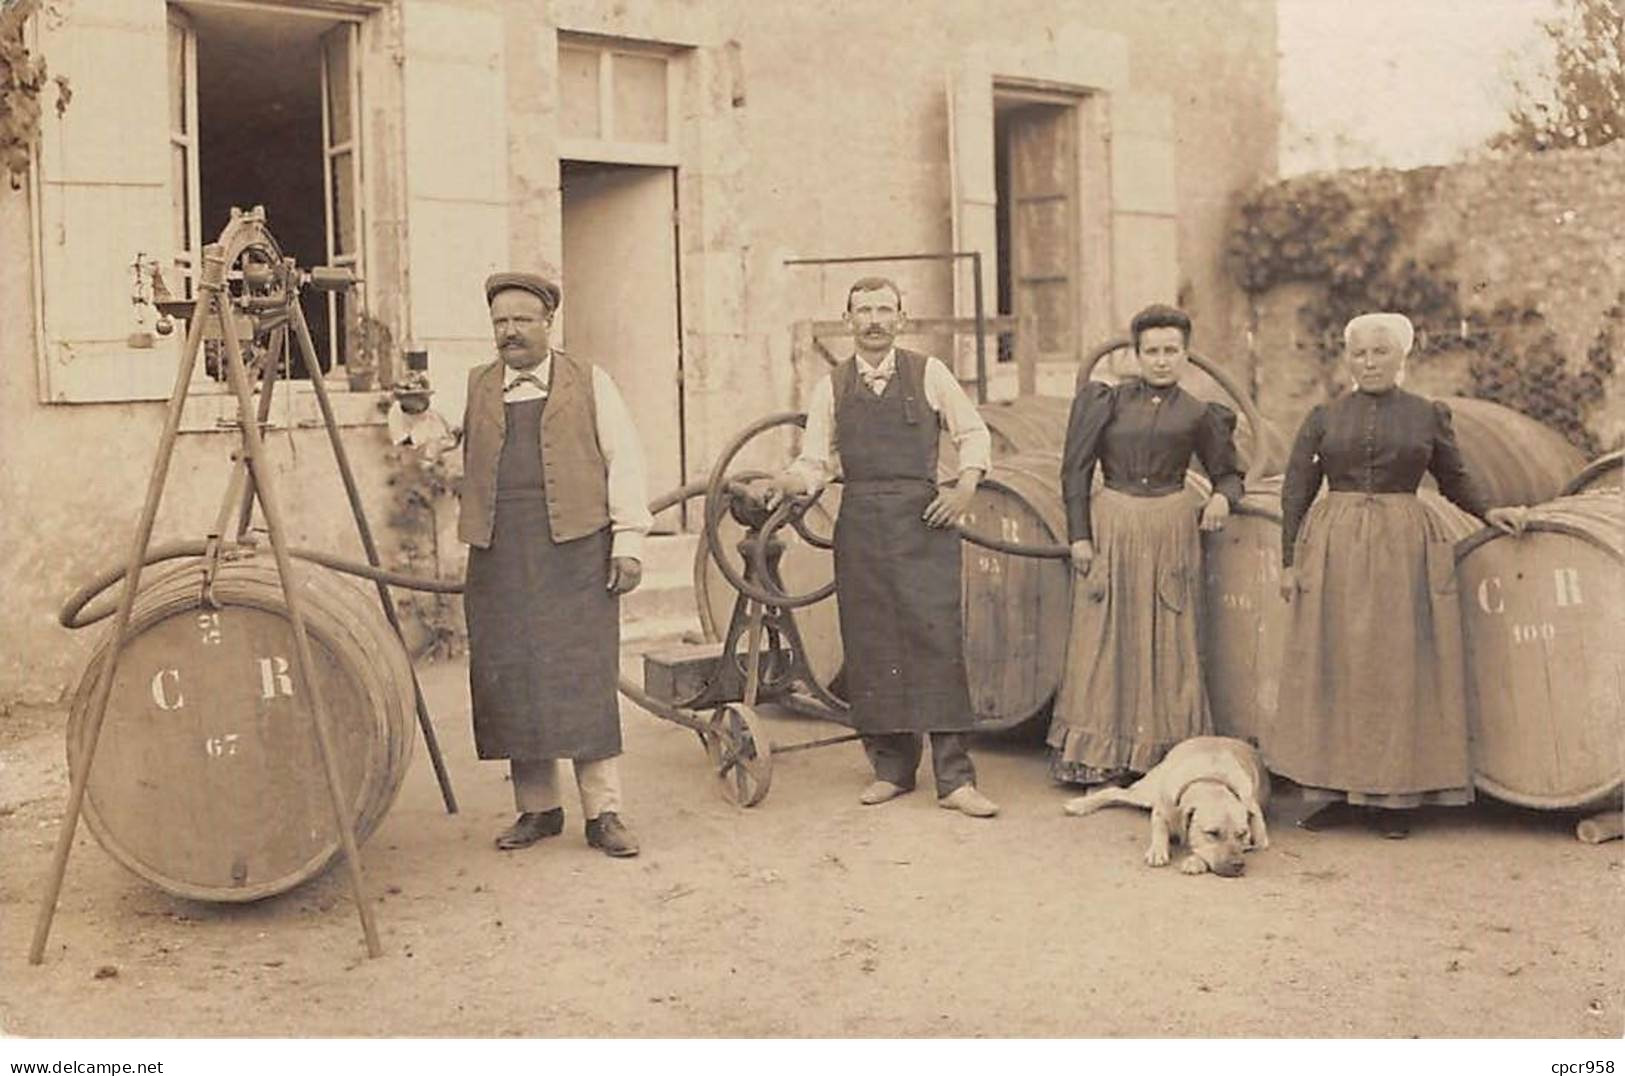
{"left": 706, "top": 703, "right": 773, "bottom": 807}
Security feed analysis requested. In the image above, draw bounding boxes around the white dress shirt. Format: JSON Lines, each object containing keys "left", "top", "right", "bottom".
{"left": 503, "top": 352, "right": 654, "bottom": 561}
{"left": 788, "top": 349, "right": 991, "bottom": 493}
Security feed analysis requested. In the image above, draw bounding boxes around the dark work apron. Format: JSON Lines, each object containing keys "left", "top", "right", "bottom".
{"left": 464, "top": 396, "right": 622, "bottom": 761}
{"left": 832, "top": 351, "right": 975, "bottom": 735}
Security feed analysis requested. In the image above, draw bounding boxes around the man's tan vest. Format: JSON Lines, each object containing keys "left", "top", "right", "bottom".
{"left": 458, "top": 351, "right": 611, "bottom": 548}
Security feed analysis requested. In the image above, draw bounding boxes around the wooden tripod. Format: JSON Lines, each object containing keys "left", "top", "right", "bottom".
{"left": 30, "top": 216, "right": 452, "bottom": 963}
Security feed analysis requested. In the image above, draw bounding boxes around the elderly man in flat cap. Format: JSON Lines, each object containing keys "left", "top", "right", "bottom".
{"left": 459, "top": 271, "right": 652, "bottom": 856}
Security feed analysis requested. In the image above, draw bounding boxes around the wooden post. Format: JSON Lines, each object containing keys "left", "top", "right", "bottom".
{"left": 1015, "top": 314, "right": 1038, "bottom": 398}
{"left": 287, "top": 292, "right": 458, "bottom": 816}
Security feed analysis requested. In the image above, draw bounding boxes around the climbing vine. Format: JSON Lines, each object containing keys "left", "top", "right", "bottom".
{"left": 1, "top": 0, "right": 71, "bottom": 189}
{"left": 384, "top": 445, "right": 464, "bottom": 659}
{"left": 1226, "top": 168, "right": 1617, "bottom": 453}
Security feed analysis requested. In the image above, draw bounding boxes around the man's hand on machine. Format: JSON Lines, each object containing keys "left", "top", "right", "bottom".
{"left": 607, "top": 556, "right": 643, "bottom": 595}
{"left": 761, "top": 471, "right": 812, "bottom": 511}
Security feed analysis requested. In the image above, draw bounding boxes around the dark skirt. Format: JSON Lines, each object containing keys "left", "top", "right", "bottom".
{"left": 834, "top": 480, "right": 976, "bottom": 735}
{"left": 1265, "top": 492, "right": 1472, "bottom": 805}
{"left": 464, "top": 492, "right": 622, "bottom": 761}
{"left": 1047, "top": 486, "right": 1212, "bottom": 784}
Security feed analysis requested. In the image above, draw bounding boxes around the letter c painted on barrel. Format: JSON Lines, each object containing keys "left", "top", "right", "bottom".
{"left": 151, "top": 668, "right": 184, "bottom": 711}
{"left": 1476, "top": 576, "right": 1504, "bottom": 615}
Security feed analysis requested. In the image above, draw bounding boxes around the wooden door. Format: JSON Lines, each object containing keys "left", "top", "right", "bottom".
{"left": 560, "top": 163, "right": 683, "bottom": 530}
{"left": 1006, "top": 104, "right": 1078, "bottom": 365}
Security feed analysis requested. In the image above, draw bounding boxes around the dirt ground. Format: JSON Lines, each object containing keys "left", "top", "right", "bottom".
{"left": 1, "top": 653, "right": 1620, "bottom": 1039}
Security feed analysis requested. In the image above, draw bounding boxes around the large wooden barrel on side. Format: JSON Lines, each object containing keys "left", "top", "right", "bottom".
{"left": 1436, "top": 396, "right": 1587, "bottom": 508}
{"left": 1200, "top": 475, "right": 1289, "bottom": 747}
{"left": 66, "top": 557, "right": 416, "bottom": 902}
{"left": 1202, "top": 479, "right": 1483, "bottom": 749}
{"left": 1562, "top": 450, "right": 1623, "bottom": 496}
{"left": 960, "top": 452, "right": 1212, "bottom": 730}
{"left": 1456, "top": 493, "right": 1624, "bottom": 808}
{"left": 936, "top": 395, "right": 1072, "bottom": 483}
{"left": 960, "top": 452, "right": 1071, "bottom": 729}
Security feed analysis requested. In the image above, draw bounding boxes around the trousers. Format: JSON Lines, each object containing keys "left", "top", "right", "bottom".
{"left": 510, "top": 756, "right": 622, "bottom": 818}
{"left": 861, "top": 732, "right": 976, "bottom": 798}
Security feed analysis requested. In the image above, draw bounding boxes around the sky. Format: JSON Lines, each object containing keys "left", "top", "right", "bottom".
{"left": 1277, "top": 0, "right": 1562, "bottom": 174}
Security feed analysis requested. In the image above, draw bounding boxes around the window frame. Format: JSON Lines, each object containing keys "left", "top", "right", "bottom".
{"left": 557, "top": 34, "right": 681, "bottom": 167}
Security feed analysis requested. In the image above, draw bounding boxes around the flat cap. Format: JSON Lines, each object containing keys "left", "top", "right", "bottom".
{"left": 485, "top": 271, "right": 561, "bottom": 313}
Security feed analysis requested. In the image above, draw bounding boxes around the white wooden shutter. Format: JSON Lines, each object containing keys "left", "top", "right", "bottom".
{"left": 34, "top": 0, "right": 177, "bottom": 402}
{"left": 320, "top": 21, "right": 363, "bottom": 374}
{"left": 1108, "top": 92, "right": 1179, "bottom": 326}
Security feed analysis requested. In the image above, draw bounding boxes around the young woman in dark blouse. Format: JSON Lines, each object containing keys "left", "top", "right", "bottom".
{"left": 1270, "top": 313, "right": 1522, "bottom": 837}
{"left": 1048, "top": 304, "right": 1244, "bottom": 786}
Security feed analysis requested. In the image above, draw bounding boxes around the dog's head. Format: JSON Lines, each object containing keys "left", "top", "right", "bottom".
{"left": 1178, "top": 782, "right": 1253, "bottom": 877}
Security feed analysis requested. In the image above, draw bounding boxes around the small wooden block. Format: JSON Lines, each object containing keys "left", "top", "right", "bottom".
{"left": 641, "top": 641, "right": 727, "bottom": 704}
{"left": 1575, "top": 810, "right": 1624, "bottom": 844}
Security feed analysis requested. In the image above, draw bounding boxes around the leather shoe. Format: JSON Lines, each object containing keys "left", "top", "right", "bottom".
{"left": 1296, "top": 801, "right": 1357, "bottom": 832}
{"left": 494, "top": 808, "right": 564, "bottom": 850}
{"left": 938, "top": 783, "right": 999, "bottom": 818}
{"left": 859, "top": 780, "right": 912, "bottom": 805}
{"left": 1369, "top": 808, "right": 1412, "bottom": 839}
{"left": 585, "top": 812, "right": 640, "bottom": 857}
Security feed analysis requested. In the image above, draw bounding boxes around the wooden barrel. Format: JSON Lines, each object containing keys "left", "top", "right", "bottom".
{"left": 1201, "top": 475, "right": 1289, "bottom": 747}
{"left": 1436, "top": 396, "right": 1586, "bottom": 508}
{"left": 936, "top": 396, "right": 1071, "bottom": 483}
{"left": 980, "top": 396, "right": 1073, "bottom": 456}
{"left": 960, "top": 452, "right": 1072, "bottom": 729}
{"left": 1562, "top": 450, "right": 1623, "bottom": 496}
{"left": 66, "top": 556, "right": 416, "bottom": 902}
{"left": 960, "top": 452, "right": 1212, "bottom": 730}
{"left": 1202, "top": 479, "right": 1482, "bottom": 748}
{"left": 1455, "top": 493, "right": 1624, "bottom": 808}
{"left": 696, "top": 490, "right": 844, "bottom": 693}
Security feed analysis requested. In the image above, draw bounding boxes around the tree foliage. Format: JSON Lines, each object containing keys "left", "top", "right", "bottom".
{"left": 1493, "top": 0, "right": 1624, "bottom": 152}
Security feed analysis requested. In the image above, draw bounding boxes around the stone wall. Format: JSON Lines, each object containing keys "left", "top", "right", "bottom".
{"left": 1247, "top": 143, "right": 1625, "bottom": 453}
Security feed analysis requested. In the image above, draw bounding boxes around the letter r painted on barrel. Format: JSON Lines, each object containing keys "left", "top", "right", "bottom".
{"left": 258, "top": 656, "right": 295, "bottom": 700}
{"left": 1553, "top": 567, "right": 1583, "bottom": 608}
{"left": 150, "top": 668, "right": 184, "bottom": 711}
{"left": 1476, "top": 576, "right": 1504, "bottom": 615}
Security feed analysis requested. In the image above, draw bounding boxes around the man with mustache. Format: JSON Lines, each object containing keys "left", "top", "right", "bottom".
{"left": 767, "top": 277, "right": 999, "bottom": 817}
{"left": 459, "top": 271, "right": 651, "bottom": 856}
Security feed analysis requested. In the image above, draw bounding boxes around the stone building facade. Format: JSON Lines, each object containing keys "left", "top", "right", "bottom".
{"left": 0, "top": 0, "right": 1279, "bottom": 703}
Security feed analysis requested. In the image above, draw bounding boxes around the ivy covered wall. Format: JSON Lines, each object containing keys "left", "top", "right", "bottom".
{"left": 1227, "top": 143, "right": 1625, "bottom": 455}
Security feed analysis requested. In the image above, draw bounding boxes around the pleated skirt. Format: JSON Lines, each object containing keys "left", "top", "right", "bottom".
{"left": 1047, "top": 486, "right": 1212, "bottom": 784}
{"left": 1265, "top": 492, "right": 1472, "bottom": 806}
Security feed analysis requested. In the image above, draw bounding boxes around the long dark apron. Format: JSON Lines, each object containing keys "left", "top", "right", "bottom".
{"left": 832, "top": 353, "right": 975, "bottom": 736}
{"left": 464, "top": 396, "right": 622, "bottom": 761}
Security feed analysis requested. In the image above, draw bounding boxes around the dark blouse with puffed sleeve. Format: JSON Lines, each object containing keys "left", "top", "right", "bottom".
{"left": 1279, "top": 388, "right": 1490, "bottom": 566}
{"left": 1061, "top": 380, "right": 1245, "bottom": 543}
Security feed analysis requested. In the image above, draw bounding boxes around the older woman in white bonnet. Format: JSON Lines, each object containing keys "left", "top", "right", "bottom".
{"left": 1266, "top": 312, "right": 1522, "bottom": 838}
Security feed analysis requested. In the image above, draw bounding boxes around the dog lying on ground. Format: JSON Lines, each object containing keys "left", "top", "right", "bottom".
{"left": 1062, "top": 736, "right": 1270, "bottom": 877}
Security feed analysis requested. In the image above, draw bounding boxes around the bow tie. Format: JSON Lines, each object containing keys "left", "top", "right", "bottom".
{"left": 504, "top": 371, "right": 547, "bottom": 394}
{"left": 859, "top": 364, "right": 893, "bottom": 393}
